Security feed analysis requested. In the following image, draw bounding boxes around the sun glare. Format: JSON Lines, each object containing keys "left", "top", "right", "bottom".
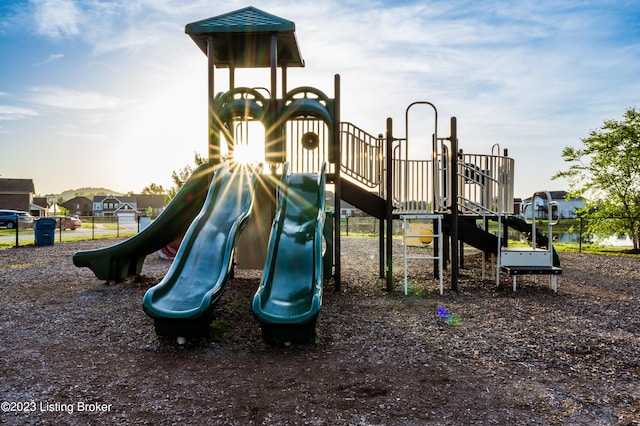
{"left": 233, "top": 142, "right": 264, "bottom": 166}
{"left": 228, "top": 121, "right": 265, "bottom": 166}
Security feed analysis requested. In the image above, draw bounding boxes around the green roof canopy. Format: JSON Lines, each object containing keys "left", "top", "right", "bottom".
{"left": 185, "top": 6, "right": 304, "bottom": 68}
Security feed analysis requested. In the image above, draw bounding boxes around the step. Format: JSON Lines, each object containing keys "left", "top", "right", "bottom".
{"left": 500, "top": 247, "right": 551, "bottom": 267}
{"left": 501, "top": 265, "right": 562, "bottom": 276}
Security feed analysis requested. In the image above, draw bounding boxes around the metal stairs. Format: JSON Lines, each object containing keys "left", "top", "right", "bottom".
{"left": 498, "top": 191, "right": 562, "bottom": 292}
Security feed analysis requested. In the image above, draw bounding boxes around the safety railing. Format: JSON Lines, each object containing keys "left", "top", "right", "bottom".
{"left": 392, "top": 157, "right": 434, "bottom": 214}
{"left": 340, "top": 122, "right": 385, "bottom": 191}
{"left": 457, "top": 152, "right": 514, "bottom": 216}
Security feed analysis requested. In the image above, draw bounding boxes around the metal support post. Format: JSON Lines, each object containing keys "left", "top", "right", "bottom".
{"left": 385, "top": 117, "right": 394, "bottom": 291}
{"left": 450, "top": 117, "right": 459, "bottom": 292}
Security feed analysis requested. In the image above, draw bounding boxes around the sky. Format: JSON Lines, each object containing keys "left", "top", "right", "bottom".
{"left": 0, "top": 0, "right": 638, "bottom": 199}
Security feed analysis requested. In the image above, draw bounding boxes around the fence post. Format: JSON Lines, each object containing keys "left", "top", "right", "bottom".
{"left": 15, "top": 222, "right": 18, "bottom": 247}
{"left": 92, "top": 216, "right": 95, "bottom": 240}
{"left": 579, "top": 217, "right": 583, "bottom": 253}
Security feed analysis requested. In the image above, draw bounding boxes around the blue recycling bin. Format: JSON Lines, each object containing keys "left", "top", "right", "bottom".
{"left": 34, "top": 218, "right": 57, "bottom": 246}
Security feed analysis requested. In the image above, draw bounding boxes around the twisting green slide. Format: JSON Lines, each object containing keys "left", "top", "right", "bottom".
{"left": 252, "top": 163, "right": 326, "bottom": 344}
{"left": 72, "top": 163, "right": 212, "bottom": 282}
{"left": 142, "top": 164, "right": 259, "bottom": 338}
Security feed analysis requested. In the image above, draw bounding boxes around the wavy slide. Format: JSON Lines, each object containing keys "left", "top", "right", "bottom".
{"left": 142, "top": 165, "right": 258, "bottom": 338}
{"left": 72, "top": 163, "right": 212, "bottom": 282}
{"left": 252, "top": 163, "right": 326, "bottom": 344}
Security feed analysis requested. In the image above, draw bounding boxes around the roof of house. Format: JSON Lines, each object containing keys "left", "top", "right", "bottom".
{"left": 61, "top": 196, "right": 93, "bottom": 209}
{"left": 134, "top": 194, "right": 166, "bottom": 209}
{"left": 93, "top": 195, "right": 137, "bottom": 203}
{"left": 522, "top": 191, "right": 585, "bottom": 203}
{"left": 32, "top": 197, "right": 48, "bottom": 208}
{"left": 0, "top": 178, "right": 35, "bottom": 194}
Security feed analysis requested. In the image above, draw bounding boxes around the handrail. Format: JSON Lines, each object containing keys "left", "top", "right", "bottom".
{"left": 437, "top": 142, "right": 449, "bottom": 210}
{"left": 339, "top": 122, "right": 385, "bottom": 189}
{"left": 522, "top": 190, "right": 557, "bottom": 251}
{"left": 405, "top": 102, "right": 440, "bottom": 209}
{"left": 456, "top": 162, "right": 503, "bottom": 285}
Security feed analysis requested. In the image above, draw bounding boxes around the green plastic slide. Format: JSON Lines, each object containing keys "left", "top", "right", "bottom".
{"left": 72, "top": 163, "right": 212, "bottom": 282}
{"left": 252, "top": 163, "right": 326, "bottom": 344}
{"left": 142, "top": 165, "right": 259, "bottom": 338}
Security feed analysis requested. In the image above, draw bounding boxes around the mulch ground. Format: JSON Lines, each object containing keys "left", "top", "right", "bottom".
{"left": 0, "top": 236, "right": 638, "bottom": 425}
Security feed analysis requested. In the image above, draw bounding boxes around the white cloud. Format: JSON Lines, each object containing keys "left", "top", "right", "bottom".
{"left": 31, "top": 0, "right": 80, "bottom": 38}
{"left": 0, "top": 105, "right": 39, "bottom": 121}
{"left": 35, "top": 53, "right": 65, "bottom": 66}
{"left": 27, "top": 86, "right": 125, "bottom": 110}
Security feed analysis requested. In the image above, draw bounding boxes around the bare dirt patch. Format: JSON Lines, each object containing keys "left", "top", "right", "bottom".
{"left": 1, "top": 237, "right": 638, "bottom": 425}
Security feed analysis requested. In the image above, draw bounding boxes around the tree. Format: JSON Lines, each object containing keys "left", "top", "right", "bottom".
{"left": 166, "top": 152, "right": 207, "bottom": 202}
{"left": 141, "top": 183, "right": 166, "bottom": 195}
{"left": 553, "top": 107, "right": 640, "bottom": 250}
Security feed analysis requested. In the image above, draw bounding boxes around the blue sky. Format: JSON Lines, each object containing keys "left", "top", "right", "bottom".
{"left": 0, "top": 0, "right": 638, "bottom": 198}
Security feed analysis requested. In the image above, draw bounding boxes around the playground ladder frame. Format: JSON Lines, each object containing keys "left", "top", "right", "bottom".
{"left": 401, "top": 214, "right": 444, "bottom": 295}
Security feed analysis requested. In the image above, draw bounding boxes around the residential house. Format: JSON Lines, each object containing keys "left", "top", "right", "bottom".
{"left": 0, "top": 178, "right": 35, "bottom": 213}
{"left": 31, "top": 197, "right": 48, "bottom": 217}
{"left": 93, "top": 195, "right": 138, "bottom": 221}
{"left": 521, "top": 191, "right": 586, "bottom": 220}
{"left": 133, "top": 194, "right": 166, "bottom": 218}
{"left": 61, "top": 196, "right": 93, "bottom": 217}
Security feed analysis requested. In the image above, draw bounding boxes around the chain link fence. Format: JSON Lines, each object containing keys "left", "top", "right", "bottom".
{"left": 1, "top": 216, "right": 141, "bottom": 247}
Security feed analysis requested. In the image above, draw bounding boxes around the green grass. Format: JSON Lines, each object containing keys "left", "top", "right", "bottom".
{"left": 0, "top": 232, "right": 136, "bottom": 249}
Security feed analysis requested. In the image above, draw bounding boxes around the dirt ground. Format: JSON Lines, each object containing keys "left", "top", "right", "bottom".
{"left": 1, "top": 236, "right": 639, "bottom": 425}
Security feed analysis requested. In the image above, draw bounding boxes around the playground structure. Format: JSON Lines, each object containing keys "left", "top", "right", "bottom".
{"left": 73, "top": 6, "right": 561, "bottom": 344}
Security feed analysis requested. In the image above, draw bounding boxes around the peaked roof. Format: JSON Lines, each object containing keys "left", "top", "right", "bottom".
{"left": 0, "top": 178, "right": 35, "bottom": 193}
{"left": 134, "top": 194, "right": 166, "bottom": 209}
{"left": 185, "top": 6, "right": 304, "bottom": 68}
{"left": 93, "top": 195, "right": 136, "bottom": 203}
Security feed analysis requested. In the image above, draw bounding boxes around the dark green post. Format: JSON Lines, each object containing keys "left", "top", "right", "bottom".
{"left": 386, "top": 117, "right": 394, "bottom": 292}
{"left": 450, "top": 117, "right": 458, "bottom": 292}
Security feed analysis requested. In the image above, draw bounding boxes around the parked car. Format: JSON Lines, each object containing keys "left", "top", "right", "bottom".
{"left": 52, "top": 215, "right": 82, "bottom": 231}
{"left": 0, "top": 210, "right": 34, "bottom": 229}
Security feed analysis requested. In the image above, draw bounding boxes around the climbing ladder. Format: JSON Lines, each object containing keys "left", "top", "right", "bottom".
{"left": 401, "top": 214, "right": 444, "bottom": 295}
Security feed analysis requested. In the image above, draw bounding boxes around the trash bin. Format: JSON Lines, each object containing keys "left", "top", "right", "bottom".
{"left": 139, "top": 215, "right": 151, "bottom": 232}
{"left": 34, "top": 218, "right": 57, "bottom": 246}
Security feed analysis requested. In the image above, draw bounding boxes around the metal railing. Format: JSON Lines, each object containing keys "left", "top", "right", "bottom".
{"left": 340, "top": 122, "right": 385, "bottom": 192}
{"left": 457, "top": 153, "right": 514, "bottom": 216}
{"left": 339, "top": 121, "right": 515, "bottom": 219}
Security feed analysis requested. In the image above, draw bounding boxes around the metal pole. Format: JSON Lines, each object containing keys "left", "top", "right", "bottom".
{"left": 207, "top": 35, "right": 217, "bottom": 165}
{"left": 333, "top": 74, "right": 341, "bottom": 291}
{"left": 433, "top": 217, "right": 439, "bottom": 278}
{"left": 386, "top": 117, "right": 394, "bottom": 292}
{"left": 450, "top": 117, "right": 459, "bottom": 292}
{"left": 579, "top": 217, "right": 583, "bottom": 253}
{"left": 379, "top": 218, "right": 385, "bottom": 278}
{"left": 270, "top": 35, "right": 277, "bottom": 103}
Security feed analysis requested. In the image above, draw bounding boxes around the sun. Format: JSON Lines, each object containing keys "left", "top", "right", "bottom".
{"left": 223, "top": 121, "right": 265, "bottom": 166}
{"left": 233, "top": 142, "right": 264, "bottom": 166}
